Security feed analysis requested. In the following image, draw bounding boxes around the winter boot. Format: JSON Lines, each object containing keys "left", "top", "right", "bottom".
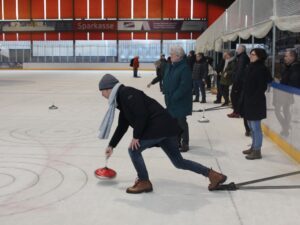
{"left": 245, "top": 150, "right": 262, "bottom": 160}
{"left": 126, "top": 179, "right": 153, "bottom": 194}
{"left": 208, "top": 169, "right": 227, "bottom": 191}
{"left": 242, "top": 147, "right": 253, "bottom": 155}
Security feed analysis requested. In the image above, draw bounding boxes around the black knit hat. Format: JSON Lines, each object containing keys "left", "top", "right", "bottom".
{"left": 99, "top": 74, "right": 119, "bottom": 90}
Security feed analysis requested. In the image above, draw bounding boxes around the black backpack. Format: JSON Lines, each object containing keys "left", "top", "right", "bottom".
{"left": 130, "top": 58, "right": 134, "bottom": 67}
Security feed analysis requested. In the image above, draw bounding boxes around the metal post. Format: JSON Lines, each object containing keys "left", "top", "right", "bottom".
{"left": 272, "top": 24, "right": 276, "bottom": 78}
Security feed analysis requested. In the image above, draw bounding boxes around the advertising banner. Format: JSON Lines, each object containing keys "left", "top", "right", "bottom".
{"left": 0, "top": 20, "right": 207, "bottom": 33}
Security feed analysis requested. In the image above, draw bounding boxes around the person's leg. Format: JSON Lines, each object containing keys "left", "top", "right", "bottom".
{"left": 200, "top": 79, "right": 206, "bottom": 102}
{"left": 214, "top": 75, "right": 222, "bottom": 103}
{"left": 160, "top": 137, "right": 209, "bottom": 176}
{"left": 193, "top": 80, "right": 200, "bottom": 101}
{"left": 128, "top": 138, "right": 164, "bottom": 180}
{"left": 177, "top": 117, "right": 189, "bottom": 151}
{"left": 127, "top": 138, "right": 165, "bottom": 193}
{"left": 133, "top": 69, "right": 138, "bottom": 77}
{"left": 223, "top": 85, "right": 230, "bottom": 104}
{"left": 244, "top": 118, "right": 251, "bottom": 136}
{"left": 246, "top": 120, "right": 263, "bottom": 160}
{"left": 159, "top": 136, "right": 227, "bottom": 190}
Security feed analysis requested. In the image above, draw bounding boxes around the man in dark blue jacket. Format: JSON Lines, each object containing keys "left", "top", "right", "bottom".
{"left": 163, "top": 46, "right": 193, "bottom": 152}
{"left": 99, "top": 74, "right": 227, "bottom": 194}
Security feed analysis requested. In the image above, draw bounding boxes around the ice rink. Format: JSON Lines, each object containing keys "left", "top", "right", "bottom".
{"left": 0, "top": 70, "right": 299, "bottom": 225}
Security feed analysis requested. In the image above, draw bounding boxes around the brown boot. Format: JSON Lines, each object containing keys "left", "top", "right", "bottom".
{"left": 242, "top": 147, "right": 253, "bottom": 155}
{"left": 208, "top": 169, "right": 227, "bottom": 191}
{"left": 245, "top": 150, "right": 262, "bottom": 160}
{"left": 126, "top": 179, "right": 153, "bottom": 194}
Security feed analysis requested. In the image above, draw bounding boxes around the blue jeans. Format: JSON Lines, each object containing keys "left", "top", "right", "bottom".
{"left": 247, "top": 120, "right": 263, "bottom": 150}
{"left": 128, "top": 136, "right": 210, "bottom": 180}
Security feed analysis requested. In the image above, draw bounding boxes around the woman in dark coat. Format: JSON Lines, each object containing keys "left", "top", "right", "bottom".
{"left": 240, "top": 48, "right": 272, "bottom": 160}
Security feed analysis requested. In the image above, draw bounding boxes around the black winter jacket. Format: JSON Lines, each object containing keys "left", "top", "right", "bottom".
{"left": 280, "top": 61, "right": 300, "bottom": 88}
{"left": 109, "top": 85, "right": 181, "bottom": 148}
{"left": 240, "top": 61, "right": 272, "bottom": 120}
{"left": 233, "top": 52, "right": 250, "bottom": 84}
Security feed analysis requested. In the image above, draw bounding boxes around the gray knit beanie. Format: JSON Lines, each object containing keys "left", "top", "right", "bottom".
{"left": 99, "top": 74, "right": 119, "bottom": 90}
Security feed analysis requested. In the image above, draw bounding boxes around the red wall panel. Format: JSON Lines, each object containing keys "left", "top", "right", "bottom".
{"left": 61, "top": 0, "right": 73, "bottom": 18}
{"left": 46, "top": 0, "right": 58, "bottom": 19}
{"left": 162, "top": 33, "right": 176, "bottom": 40}
{"left": 178, "top": 0, "right": 190, "bottom": 18}
{"left": 133, "top": 33, "right": 146, "bottom": 39}
{"left": 5, "top": 33, "right": 17, "bottom": 41}
{"left": 31, "top": 0, "right": 44, "bottom": 19}
{"left": 118, "top": 0, "right": 131, "bottom": 18}
{"left": 118, "top": 32, "right": 131, "bottom": 40}
{"left": 208, "top": 4, "right": 224, "bottom": 25}
{"left": 148, "top": 32, "right": 161, "bottom": 40}
{"left": 60, "top": 32, "right": 73, "bottom": 40}
{"left": 19, "top": 33, "right": 31, "bottom": 40}
{"left": 18, "top": 0, "right": 30, "bottom": 19}
{"left": 0, "top": 34, "right": 3, "bottom": 41}
{"left": 178, "top": 33, "right": 191, "bottom": 39}
{"left": 192, "top": 32, "right": 201, "bottom": 39}
{"left": 4, "top": 0, "right": 16, "bottom": 19}
{"left": 0, "top": 2, "right": 2, "bottom": 20}
{"left": 134, "top": 0, "right": 146, "bottom": 18}
{"left": 193, "top": 0, "right": 207, "bottom": 18}
{"left": 31, "top": 32, "right": 45, "bottom": 40}
{"left": 90, "top": 0, "right": 102, "bottom": 18}
{"left": 75, "top": 0, "right": 87, "bottom": 18}
{"left": 46, "top": 32, "right": 59, "bottom": 40}
{"left": 75, "top": 32, "right": 87, "bottom": 40}
{"left": 104, "top": 0, "right": 116, "bottom": 18}
{"left": 104, "top": 32, "right": 117, "bottom": 40}
{"left": 89, "top": 32, "right": 102, "bottom": 40}
{"left": 148, "top": 0, "right": 161, "bottom": 18}
{"left": 163, "top": 0, "right": 176, "bottom": 18}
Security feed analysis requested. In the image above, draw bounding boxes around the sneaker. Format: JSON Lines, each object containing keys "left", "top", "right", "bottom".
{"left": 126, "top": 179, "right": 153, "bottom": 194}
{"left": 193, "top": 99, "right": 199, "bottom": 102}
{"left": 200, "top": 100, "right": 206, "bottom": 103}
{"left": 221, "top": 102, "right": 229, "bottom": 106}
{"left": 214, "top": 100, "right": 221, "bottom": 104}
{"left": 208, "top": 169, "right": 227, "bottom": 191}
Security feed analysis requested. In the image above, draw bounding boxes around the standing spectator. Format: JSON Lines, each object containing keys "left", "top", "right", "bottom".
{"left": 192, "top": 53, "right": 208, "bottom": 103}
{"left": 281, "top": 49, "right": 300, "bottom": 88}
{"left": 240, "top": 48, "right": 272, "bottom": 160}
{"left": 205, "top": 57, "right": 213, "bottom": 89}
{"left": 187, "top": 50, "right": 196, "bottom": 71}
{"left": 147, "top": 54, "right": 167, "bottom": 92}
{"left": 133, "top": 56, "right": 140, "bottom": 78}
{"left": 163, "top": 46, "right": 193, "bottom": 152}
{"left": 228, "top": 45, "right": 251, "bottom": 136}
{"left": 220, "top": 51, "right": 235, "bottom": 106}
{"left": 214, "top": 56, "right": 225, "bottom": 104}
{"left": 228, "top": 45, "right": 250, "bottom": 118}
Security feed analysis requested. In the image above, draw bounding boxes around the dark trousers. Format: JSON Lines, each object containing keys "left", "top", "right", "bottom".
{"left": 220, "top": 84, "right": 230, "bottom": 104}
{"left": 133, "top": 69, "right": 138, "bottom": 77}
{"left": 128, "top": 136, "right": 210, "bottom": 180}
{"left": 215, "top": 75, "right": 222, "bottom": 102}
{"left": 193, "top": 79, "right": 206, "bottom": 101}
{"left": 244, "top": 118, "right": 250, "bottom": 132}
{"left": 177, "top": 117, "right": 189, "bottom": 146}
{"left": 230, "top": 82, "right": 242, "bottom": 113}
{"left": 205, "top": 76, "right": 211, "bottom": 89}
